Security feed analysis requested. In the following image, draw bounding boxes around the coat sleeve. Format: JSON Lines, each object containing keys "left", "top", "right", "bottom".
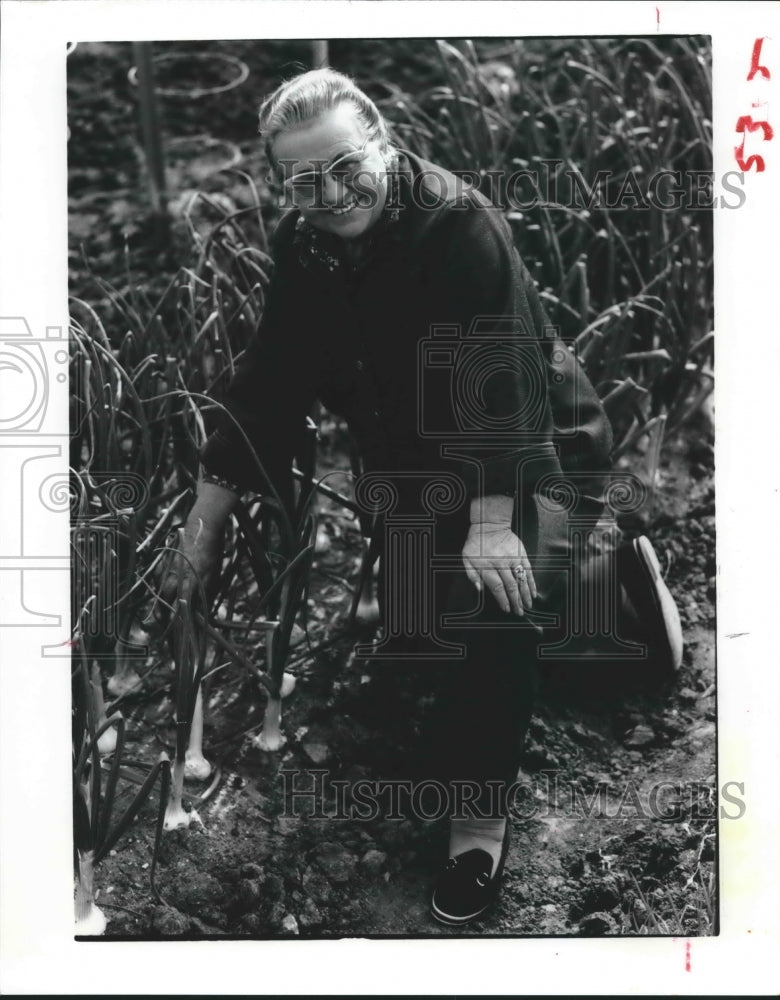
{"left": 422, "top": 192, "right": 613, "bottom": 523}
{"left": 199, "top": 212, "right": 318, "bottom": 506}
{"left": 518, "top": 254, "right": 614, "bottom": 526}
{"left": 422, "top": 193, "right": 564, "bottom": 500}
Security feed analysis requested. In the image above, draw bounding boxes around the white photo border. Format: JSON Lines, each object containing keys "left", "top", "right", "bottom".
{"left": 1, "top": 1, "right": 778, "bottom": 995}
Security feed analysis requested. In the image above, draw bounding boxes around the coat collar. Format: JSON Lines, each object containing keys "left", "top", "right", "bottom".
{"left": 292, "top": 150, "right": 411, "bottom": 276}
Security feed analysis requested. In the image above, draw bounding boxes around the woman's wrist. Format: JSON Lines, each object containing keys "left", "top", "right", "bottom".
{"left": 469, "top": 494, "right": 515, "bottom": 527}
{"left": 187, "top": 477, "right": 240, "bottom": 539}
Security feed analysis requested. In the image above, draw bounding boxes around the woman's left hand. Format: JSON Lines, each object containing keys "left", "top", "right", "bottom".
{"left": 462, "top": 522, "right": 537, "bottom": 616}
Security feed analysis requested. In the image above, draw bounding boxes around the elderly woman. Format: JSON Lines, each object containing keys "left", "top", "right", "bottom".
{"left": 176, "top": 68, "right": 681, "bottom": 926}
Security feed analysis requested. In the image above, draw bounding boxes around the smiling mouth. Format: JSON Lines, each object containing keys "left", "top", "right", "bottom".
{"left": 328, "top": 199, "right": 358, "bottom": 216}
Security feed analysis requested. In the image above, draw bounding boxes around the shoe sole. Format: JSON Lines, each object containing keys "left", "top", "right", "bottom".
{"left": 620, "top": 536, "right": 683, "bottom": 672}
{"left": 430, "top": 896, "right": 495, "bottom": 926}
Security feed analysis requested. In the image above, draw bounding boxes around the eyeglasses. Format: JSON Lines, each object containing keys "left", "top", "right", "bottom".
{"left": 279, "top": 139, "right": 374, "bottom": 205}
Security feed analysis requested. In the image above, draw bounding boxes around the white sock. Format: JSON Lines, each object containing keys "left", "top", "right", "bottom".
{"left": 448, "top": 816, "right": 507, "bottom": 876}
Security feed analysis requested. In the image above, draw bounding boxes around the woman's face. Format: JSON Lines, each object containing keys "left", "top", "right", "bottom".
{"left": 272, "top": 102, "right": 390, "bottom": 240}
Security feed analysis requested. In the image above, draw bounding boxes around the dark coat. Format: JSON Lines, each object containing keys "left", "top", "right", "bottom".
{"left": 200, "top": 149, "right": 613, "bottom": 521}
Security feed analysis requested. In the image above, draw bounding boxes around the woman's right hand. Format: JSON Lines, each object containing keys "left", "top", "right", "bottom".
{"left": 168, "top": 518, "right": 224, "bottom": 600}
{"left": 145, "top": 480, "right": 238, "bottom": 635}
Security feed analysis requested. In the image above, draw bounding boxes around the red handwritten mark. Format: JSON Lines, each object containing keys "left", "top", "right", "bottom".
{"left": 734, "top": 115, "right": 775, "bottom": 172}
{"left": 736, "top": 115, "right": 774, "bottom": 141}
{"left": 655, "top": 6, "right": 660, "bottom": 31}
{"left": 685, "top": 940, "right": 691, "bottom": 972}
{"left": 55, "top": 638, "right": 77, "bottom": 647}
{"left": 747, "top": 38, "right": 771, "bottom": 81}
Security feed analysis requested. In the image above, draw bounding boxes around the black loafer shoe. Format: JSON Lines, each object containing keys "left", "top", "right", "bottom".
{"left": 430, "top": 824, "right": 510, "bottom": 926}
{"left": 618, "top": 535, "right": 683, "bottom": 673}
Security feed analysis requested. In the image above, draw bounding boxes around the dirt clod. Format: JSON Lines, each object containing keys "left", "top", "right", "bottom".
{"left": 168, "top": 872, "right": 224, "bottom": 914}
{"left": 577, "top": 876, "right": 622, "bottom": 915}
{"left": 578, "top": 911, "right": 618, "bottom": 935}
{"left": 235, "top": 878, "right": 263, "bottom": 908}
{"left": 239, "top": 862, "right": 265, "bottom": 880}
{"left": 623, "top": 724, "right": 656, "bottom": 748}
{"left": 151, "top": 905, "right": 191, "bottom": 936}
{"left": 359, "top": 849, "right": 388, "bottom": 877}
{"left": 299, "top": 898, "right": 324, "bottom": 929}
{"left": 263, "top": 873, "right": 284, "bottom": 901}
{"left": 314, "top": 842, "right": 358, "bottom": 884}
{"left": 302, "top": 867, "right": 334, "bottom": 905}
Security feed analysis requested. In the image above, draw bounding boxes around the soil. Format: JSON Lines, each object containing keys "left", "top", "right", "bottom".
{"left": 68, "top": 41, "right": 717, "bottom": 939}
{"left": 89, "top": 429, "right": 716, "bottom": 940}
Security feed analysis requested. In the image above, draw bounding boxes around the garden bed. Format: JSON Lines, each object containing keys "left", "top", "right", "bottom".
{"left": 85, "top": 432, "right": 715, "bottom": 938}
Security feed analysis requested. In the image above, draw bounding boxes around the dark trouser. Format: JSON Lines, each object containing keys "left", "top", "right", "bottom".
{"left": 371, "top": 487, "right": 579, "bottom": 820}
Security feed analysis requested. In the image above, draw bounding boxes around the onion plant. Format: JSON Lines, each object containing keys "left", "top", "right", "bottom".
{"left": 226, "top": 416, "right": 320, "bottom": 749}
{"left": 345, "top": 442, "right": 381, "bottom": 632}
{"left": 89, "top": 661, "right": 121, "bottom": 756}
{"left": 73, "top": 647, "right": 170, "bottom": 934}
{"left": 161, "top": 536, "right": 210, "bottom": 829}
{"left": 70, "top": 290, "right": 328, "bottom": 848}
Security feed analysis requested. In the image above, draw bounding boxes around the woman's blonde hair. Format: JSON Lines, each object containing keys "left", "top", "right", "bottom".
{"left": 258, "top": 67, "right": 392, "bottom": 168}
